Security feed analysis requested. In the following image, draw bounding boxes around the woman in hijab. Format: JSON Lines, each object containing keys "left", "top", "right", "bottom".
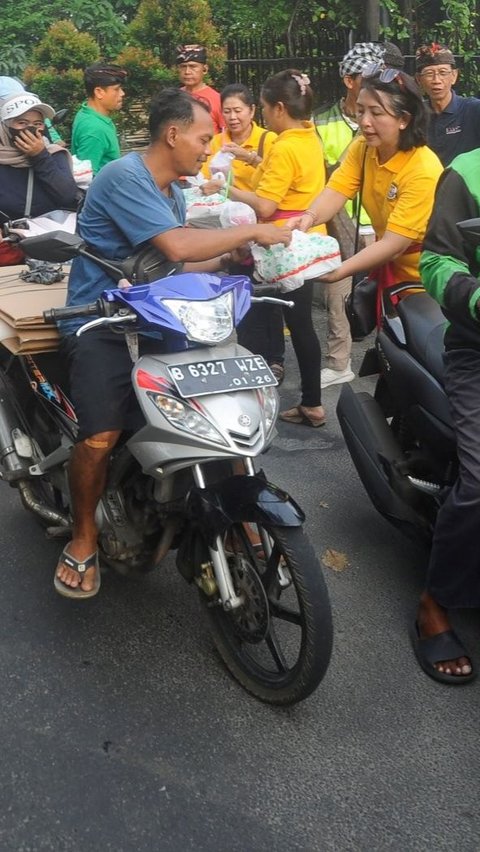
{"left": 0, "top": 92, "right": 79, "bottom": 264}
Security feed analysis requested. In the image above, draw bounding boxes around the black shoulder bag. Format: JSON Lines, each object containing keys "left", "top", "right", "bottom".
{"left": 344, "top": 149, "right": 377, "bottom": 341}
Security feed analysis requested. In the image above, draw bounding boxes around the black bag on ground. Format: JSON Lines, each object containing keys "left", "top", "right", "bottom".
{"left": 345, "top": 274, "right": 377, "bottom": 341}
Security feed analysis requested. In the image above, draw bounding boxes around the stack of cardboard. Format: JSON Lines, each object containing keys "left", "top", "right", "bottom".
{"left": 0, "top": 265, "right": 68, "bottom": 355}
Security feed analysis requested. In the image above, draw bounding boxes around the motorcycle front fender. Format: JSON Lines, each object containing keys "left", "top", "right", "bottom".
{"left": 185, "top": 474, "right": 305, "bottom": 546}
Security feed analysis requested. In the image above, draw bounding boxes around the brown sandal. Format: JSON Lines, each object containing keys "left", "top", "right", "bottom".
{"left": 279, "top": 405, "right": 326, "bottom": 428}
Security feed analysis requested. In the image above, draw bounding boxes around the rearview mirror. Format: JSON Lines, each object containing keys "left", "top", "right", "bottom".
{"left": 21, "top": 230, "right": 85, "bottom": 262}
{"left": 456, "top": 218, "right": 480, "bottom": 247}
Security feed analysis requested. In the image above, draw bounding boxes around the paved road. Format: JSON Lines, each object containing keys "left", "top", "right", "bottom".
{"left": 1, "top": 307, "right": 479, "bottom": 851}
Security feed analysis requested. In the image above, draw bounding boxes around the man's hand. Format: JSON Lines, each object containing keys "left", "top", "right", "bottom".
{"left": 13, "top": 128, "right": 46, "bottom": 157}
{"left": 254, "top": 224, "right": 292, "bottom": 247}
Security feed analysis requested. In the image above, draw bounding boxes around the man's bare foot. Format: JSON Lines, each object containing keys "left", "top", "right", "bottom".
{"left": 56, "top": 538, "right": 99, "bottom": 593}
{"left": 417, "top": 591, "right": 472, "bottom": 677}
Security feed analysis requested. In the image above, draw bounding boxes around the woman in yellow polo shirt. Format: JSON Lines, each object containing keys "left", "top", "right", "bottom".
{"left": 221, "top": 70, "right": 328, "bottom": 427}
{"left": 296, "top": 66, "right": 443, "bottom": 329}
{"left": 202, "top": 83, "right": 276, "bottom": 190}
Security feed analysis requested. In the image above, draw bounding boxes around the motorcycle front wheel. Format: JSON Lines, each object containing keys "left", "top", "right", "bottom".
{"left": 200, "top": 523, "right": 333, "bottom": 706}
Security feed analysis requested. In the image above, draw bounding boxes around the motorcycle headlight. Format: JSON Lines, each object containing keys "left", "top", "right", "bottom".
{"left": 147, "top": 392, "right": 228, "bottom": 445}
{"left": 260, "top": 385, "right": 278, "bottom": 432}
{"left": 163, "top": 293, "right": 233, "bottom": 344}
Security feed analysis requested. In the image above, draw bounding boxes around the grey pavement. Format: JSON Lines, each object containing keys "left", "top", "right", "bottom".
{"left": 0, "top": 298, "right": 479, "bottom": 851}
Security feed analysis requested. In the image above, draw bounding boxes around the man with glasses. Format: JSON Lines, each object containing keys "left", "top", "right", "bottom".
{"left": 415, "top": 44, "right": 480, "bottom": 166}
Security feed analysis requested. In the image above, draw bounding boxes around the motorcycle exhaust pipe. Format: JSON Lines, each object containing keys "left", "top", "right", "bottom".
{"left": 0, "top": 378, "right": 32, "bottom": 478}
{"left": 17, "top": 480, "right": 70, "bottom": 528}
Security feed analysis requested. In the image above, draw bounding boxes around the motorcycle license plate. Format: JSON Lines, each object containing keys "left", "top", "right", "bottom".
{"left": 167, "top": 355, "right": 277, "bottom": 398}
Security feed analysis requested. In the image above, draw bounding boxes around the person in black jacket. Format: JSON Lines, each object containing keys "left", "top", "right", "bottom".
{"left": 0, "top": 92, "right": 79, "bottom": 264}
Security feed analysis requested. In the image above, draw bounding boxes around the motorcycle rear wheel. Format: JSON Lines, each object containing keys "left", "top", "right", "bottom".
{"left": 201, "top": 524, "right": 333, "bottom": 706}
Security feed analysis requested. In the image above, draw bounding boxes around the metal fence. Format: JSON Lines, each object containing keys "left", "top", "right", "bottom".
{"left": 227, "top": 36, "right": 480, "bottom": 105}
{"left": 226, "top": 32, "right": 351, "bottom": 110}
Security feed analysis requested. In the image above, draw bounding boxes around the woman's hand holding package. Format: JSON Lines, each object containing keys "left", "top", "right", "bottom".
{"left": 222, "top": 142, "right": 251, "bottom": 163}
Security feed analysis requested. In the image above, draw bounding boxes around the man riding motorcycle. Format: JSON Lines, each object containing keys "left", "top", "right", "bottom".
{"left": 412, "top": 148, "right": 480, "bottom": 684}
{"left": 56, "top": 88, "right": 291, "bottom": 599}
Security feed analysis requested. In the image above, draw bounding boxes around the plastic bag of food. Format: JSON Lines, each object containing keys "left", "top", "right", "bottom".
{"left": 208, "top": 150, "right": 234, "bottom": 178}
{"left": 219, "top": 201, "right": 256, "bottom": 227}
{"left": 71, "top": 155, "right": 93, "bottom": 189}
{"left": 251, "top": 229, "right": 341, "bottom": 292}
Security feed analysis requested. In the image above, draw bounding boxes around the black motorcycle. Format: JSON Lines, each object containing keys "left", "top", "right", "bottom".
{"left": 336, "top": 218, "right": 480, "bottom": 545}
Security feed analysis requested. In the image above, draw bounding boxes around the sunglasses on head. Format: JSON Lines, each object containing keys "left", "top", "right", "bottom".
{"left": 362, "top": 62, "right": 404, "bottom": 87}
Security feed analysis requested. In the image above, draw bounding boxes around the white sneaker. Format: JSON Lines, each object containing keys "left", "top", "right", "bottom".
{"left": 321, "top": 364, "right": 355, "bottom": 388}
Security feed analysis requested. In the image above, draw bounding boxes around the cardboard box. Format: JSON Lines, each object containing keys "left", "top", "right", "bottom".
{"left": 0, "top": 265, "right": 67, "bottom": 353}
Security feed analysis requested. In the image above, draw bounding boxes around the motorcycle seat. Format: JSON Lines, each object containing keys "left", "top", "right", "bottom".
{"left": 396, "top": 291, "right": 446, "bottom": 385}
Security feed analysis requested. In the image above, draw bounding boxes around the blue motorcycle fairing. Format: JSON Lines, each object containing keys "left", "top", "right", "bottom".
{"left": 103, "top": 272, "right": 253, "bottom": 336}
{"left": 185, "top": 474, "right": 305, "bottom": 546}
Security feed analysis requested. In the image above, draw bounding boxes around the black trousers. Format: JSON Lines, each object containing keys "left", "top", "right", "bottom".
{"left": 232, "top": 261, "right": 285, "bottom": 365}
{"left": 427, "top": 347, "right": 480, "bottom": 608}
{"left": 283, "top": 281, "right": 322, "bottom": 407}
{"left": 237, "top": 303, "right": 285, "bottom": 365}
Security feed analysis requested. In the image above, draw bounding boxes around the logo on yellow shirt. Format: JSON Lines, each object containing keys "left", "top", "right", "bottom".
{"left": 387, "top": 183, "right": 398, "bottom": 200}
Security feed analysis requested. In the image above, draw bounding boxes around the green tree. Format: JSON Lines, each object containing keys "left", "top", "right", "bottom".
{"left": 24, "top": 23, "right": 99, "bottom": 140}
{"left": 128, "top": 0, "right": 226, "bottom": 81}
{"left": 114, "top": 45, "right": 178, "bottom": 136}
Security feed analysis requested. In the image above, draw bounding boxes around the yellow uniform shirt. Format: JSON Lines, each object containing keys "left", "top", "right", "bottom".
{"left": 328, "top": 136, "right": 443, "bottom": 282}
{"left": 202, "top": 122, "right": 276, "bottom": 191}
{"left": 251, "top": 121, "right": 327, "bottom": 233}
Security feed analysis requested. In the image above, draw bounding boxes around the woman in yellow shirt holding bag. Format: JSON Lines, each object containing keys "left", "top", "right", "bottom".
{"left": 221, "top": 69, "right": 328, "bottom": 426}
{"left": 201, "top": 84, "right": 286, "bottom": 379}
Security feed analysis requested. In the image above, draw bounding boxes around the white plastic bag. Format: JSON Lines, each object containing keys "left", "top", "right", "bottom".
{"left": 251, "top": 229, "right": 341, "bottom": 292}
{"left": 184, "top": 188, "right": 225, "bottom": 225}
{"left": 208, "top": 150, "right": 234, "bottom": 178}
{"left": 71, "top": 155, "right": 93, "bottom": 189}
{"left": 219, "top": 201, "right": 256, "bottom": 227}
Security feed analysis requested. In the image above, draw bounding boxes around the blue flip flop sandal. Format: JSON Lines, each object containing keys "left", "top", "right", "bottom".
{"left": 54, "top": 544, "right": 101, "bottom": 600}
{"left": 410, "top": 621, "right": 476, "bottom": 685}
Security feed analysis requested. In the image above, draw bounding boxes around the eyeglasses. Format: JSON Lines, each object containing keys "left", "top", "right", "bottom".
{"left": 418, "top": 69, "right": 453, "bottom": 80}
{"left": 362, "top": 62, "right": 404, "bottom": 85}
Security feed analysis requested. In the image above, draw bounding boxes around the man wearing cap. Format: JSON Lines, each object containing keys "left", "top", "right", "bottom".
{"left": 71, "top": 62, "right": 127, "bottom": 176}
{"left": 0, "top": 93, "right": 79, "bottom": 264}
{"left": 415, "top": 44, "right": 480, "bottom": 166}
{"left": 313, "top": 42, "right": 403, "bottom": 388}
{"left": 176, "top": 45, "right": 223, "bottom": 134}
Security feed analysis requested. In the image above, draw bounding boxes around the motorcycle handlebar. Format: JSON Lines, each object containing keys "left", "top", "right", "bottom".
{"left": 252, "top": 283, "right": 281, "bottom": 297}
{"left": 43, "top": 301, "right": 100, "bottom": 324}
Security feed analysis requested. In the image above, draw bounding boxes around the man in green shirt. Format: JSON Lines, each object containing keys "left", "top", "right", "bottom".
{"left": 72, "top": 62, "right": 127, "bottom": 176}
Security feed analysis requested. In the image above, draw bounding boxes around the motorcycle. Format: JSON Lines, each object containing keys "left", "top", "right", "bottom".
{"left": 336, "top": 218, "right": 480, "bottom": 547}
{"left": 0, "top": 229, "right": 333, "bottom": 706}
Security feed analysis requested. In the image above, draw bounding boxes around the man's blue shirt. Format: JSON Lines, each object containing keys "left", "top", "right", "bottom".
{"left": 61, "top": 152, "right": 185, "bottom": 335}
{"left": 427, "top": 92, "right": 480, "bottom": 166}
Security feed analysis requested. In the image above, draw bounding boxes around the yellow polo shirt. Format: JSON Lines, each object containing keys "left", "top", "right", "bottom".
{"left": 328, "top": 136, "right": 443, "bottom": 282}
{"left": 251, "top": 121, "right": 327, "bottom": 233}
{"left": 202, "top": 122, "right": 276, "bottom": 190}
